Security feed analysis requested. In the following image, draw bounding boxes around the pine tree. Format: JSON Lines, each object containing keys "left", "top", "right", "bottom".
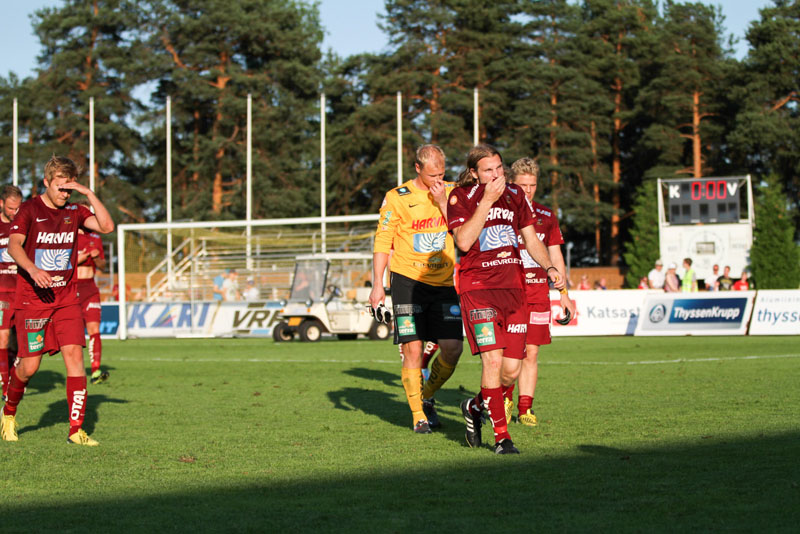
{"left": 749, "top": 174, "right": 800, "bottom": 289}
{"left": 579, "top": 0, "right": 659, "bottom": 265}
{"left": 144, "top": 0, "right": 324, "bottom": 221}
{"left": 636, "top": 1, "right": 730, "bottom": 179}
{"left": 727, "top": 0, "right": 800, "bottom": 222}
{"left": 622, "top": 179, "right": 659, "bottom": 287}
{"left": 26, "top": 0, "right": 146, "bottom": 220}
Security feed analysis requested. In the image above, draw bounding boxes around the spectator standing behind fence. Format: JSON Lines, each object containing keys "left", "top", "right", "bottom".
{"left": 716, "top": 266, "right": 734, "bottom": 291}
{"left": 706, "top": 264, "right": 720, "bottom": 291}
{"left": 577, "top": 274, "right": 591, "bottom": 290}
{"left": 681, "top": 258, "right": 698, "bottom": 292}
{"left": 213, "top": 269, "right": 227, "bottom": 301}
{"left": 638, "top": 276, "right": 649, "bottom": 289}
{"left": 664, "top": 263, "right": 680, "bottom": 292}
{"left": 733, "top": 271, "right": 750, "bottom": 291}
{"left": 222, "top": 270, "right": 240, "bottom": 301}
{"left": 594, "top": 278, "right": 607, "bottom": 290}
{"left": 243, "top": 278, "right": 260, "bottom": 301}
{"left": 647, "top": 259, "right": 665, "bottom": 290}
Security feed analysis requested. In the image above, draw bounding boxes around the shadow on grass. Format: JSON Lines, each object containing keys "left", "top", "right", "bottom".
{"left": 5, "top": 431, "right": 799, "bottom": 532}
{"left": 18, "top": 392, "right": 129, "bottom": 436}
{"left": 332, "top": 366, "right": 479, "bottom": 444}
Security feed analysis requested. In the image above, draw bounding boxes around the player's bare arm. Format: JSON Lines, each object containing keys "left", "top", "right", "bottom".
{"left": 58, "top": 183, "right": 115, "bottom": 234}
{"left": 519, "top": 225, "right": 565, "bottom": 290}
{"left": 369, "top": 252, "right": 389, "bottom": 308}
{"left": 451, "top": 178, "right": 505, "bottom": 252}
{"left": 8, "top": 233, "right": 51, "bottom": 288}
{"left": 549, "top": 243, "right": 575, "bottom": 315}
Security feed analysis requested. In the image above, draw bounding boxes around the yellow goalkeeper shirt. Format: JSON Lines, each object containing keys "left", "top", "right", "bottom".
{"left": 374, "top": 180, "right": 456, "bottom": 287}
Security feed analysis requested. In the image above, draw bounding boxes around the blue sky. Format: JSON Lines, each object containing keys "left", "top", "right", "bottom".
{"left": 0, "top": 0, "right": 774, "bottom": 79}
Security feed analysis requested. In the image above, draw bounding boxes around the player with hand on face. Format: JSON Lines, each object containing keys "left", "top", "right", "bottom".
{"left": 370, "top": 144, "right": 463, "bottom": 434}
{"left": 1, "top": 156, "right": 114, "bottom": 446}
{"left": 448, "top": 145, "right": 565, "bottom": 454}
{"left": 502, "top": 158, "right": 575, "bottom": 427}
{"left": 0, "top": 185, "right": 23, "bottom": 401}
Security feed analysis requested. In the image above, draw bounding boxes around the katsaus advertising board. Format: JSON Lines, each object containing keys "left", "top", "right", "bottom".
{"left": 549, "top": 289, "right": 650, "bottom": 336}
{"left": 748, "top": 290, "right": 800, "bottom": 335}
{"left": 635, "top": 291, "right": 755, "bottom": 336}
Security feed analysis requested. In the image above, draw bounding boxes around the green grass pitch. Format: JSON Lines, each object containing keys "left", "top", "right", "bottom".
{"left": 2, "top": 336, "right": 799, "bottom": 532}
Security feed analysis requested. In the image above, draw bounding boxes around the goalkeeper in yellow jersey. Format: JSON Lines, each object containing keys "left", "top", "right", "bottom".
{"left": 369, "top": 145, "right": 463, "bottom": 434}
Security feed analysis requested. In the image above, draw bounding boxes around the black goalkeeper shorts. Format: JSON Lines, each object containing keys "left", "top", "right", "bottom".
{"left": 389, "top": 272, "right": 463, "bottom": 345}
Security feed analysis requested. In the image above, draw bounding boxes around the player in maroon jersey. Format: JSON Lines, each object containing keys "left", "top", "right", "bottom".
{"left": 448, "top": 144, "right": 565, "bottom": 454}
{"left": 1, "top": 156, "right": 114, "bottom": 446}
{"left": 502, "top": 157, "right": 575, "bottom": 427}
{"left": 0, "top": 185, "right": 23, "bottom": 401}
{"left": 77, "top": 223, "right": 109, "bottom": 385}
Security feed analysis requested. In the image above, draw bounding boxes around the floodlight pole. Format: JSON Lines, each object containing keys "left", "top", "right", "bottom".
{"left": 89, "top": 97, "right": 95, "bottom": 191}
{"left": 12, "top": 98, "right": 18, "bottom": 186}
{"left": 473, "top": 87, "right": 479, "bottom": 145}
{"left": 247, "top": 93, "right": 253, "bottom": 268}
{"left": 397, "top": 91, "right": 402, "bottom": 187}
{"left": 321, "top": 93, "right": 327, "bottom": 254}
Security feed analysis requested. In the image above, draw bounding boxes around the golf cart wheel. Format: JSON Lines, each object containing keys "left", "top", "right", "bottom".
{"left": 368, "top": 321, "right": 391, "bottom": 341}
{"left": 299, "top": 320, "right": 324, "bottom": 342}
{"left": 272, "top": 321, "right": 294, "bottom": 342}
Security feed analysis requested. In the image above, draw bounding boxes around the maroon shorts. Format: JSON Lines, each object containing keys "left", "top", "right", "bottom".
{"left": 15, "top": 305, "right": 86, "bottom": 358}
{"left": 526, "top": 301, "right": 552, "bottom": 346}
{"left": 460, "top": 288, "right": 527, "bottom": 359}
{"left": 78, "top": 282, "right": 102, "bottom": 324}
{"left": 0, "top": 294, "right": 14, "bottom": 330}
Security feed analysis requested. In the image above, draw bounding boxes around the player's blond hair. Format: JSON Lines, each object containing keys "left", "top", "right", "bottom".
{"left": 414, "top": 144, "right": 445, "bottom": 169}
{"left": 44, "top": 155, "right": 80, "bottom": 182}
{"left": 510, "top": 157, "right": 540, "bottom": 181}
{"left": 457, "top": 144, "right": 503, "bottom": 186}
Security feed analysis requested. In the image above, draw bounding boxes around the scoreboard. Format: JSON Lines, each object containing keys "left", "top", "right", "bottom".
{"left": 657, "top": 176, "right": 754, "bottom": 284}
{"left": 662, "top": 177, "right": 744, "bottom": 224}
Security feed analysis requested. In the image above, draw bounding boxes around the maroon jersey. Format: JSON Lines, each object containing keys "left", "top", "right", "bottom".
{"left": 77, "top": 231, "right": 105, "bottom": 273}
{"left": 11, "top": 197, "right": 93, "bottom": 309}
{"left": 447, "top": 182, "right": 533, "bottom": 292}
{"left": 0, "top": 219, "right": 18, "bottom": 293}
{"left": 519, "top": 199, "right": 564, "bottom": 303}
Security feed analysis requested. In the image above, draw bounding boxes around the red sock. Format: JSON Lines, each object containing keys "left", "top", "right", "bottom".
{"left": 482, "top": 386, "right": 511, "bottom": 443}
{"left": 0, "top": 348, "right": 8, "bottom": 397}
{"left": 66, "top": 376, "right": 88, "bottom": 435}
{"left": 4, "top": 367, "right": 28, "bottom": 416}
{"left": 518, "top": 394, "right": 533, "bottom": 415}
{"left": 502, "top": 383, "right": 515, "bottom": 400}
{"left": 89, "top": 334, "right": 102, "bottom": 373}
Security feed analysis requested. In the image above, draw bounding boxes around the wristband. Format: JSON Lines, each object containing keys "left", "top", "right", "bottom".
{"left": 559, "top": 287, "right": 568, "bottom": 295}
{"left": 546, "top": 266, "right": 558, "bottom": 273}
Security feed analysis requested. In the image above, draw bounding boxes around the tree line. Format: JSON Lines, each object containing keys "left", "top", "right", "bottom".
{"left": 0, "top": 0, "right": 798, "bottom": 281}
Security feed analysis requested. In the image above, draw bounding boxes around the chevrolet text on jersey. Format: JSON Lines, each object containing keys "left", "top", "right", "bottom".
{"left": 36, "top": 231, "right": 75, "bottom": 244}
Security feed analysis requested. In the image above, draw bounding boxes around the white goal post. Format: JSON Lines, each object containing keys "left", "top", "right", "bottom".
{"left": 116, "top": 214, "right": 378, "bottom": 340}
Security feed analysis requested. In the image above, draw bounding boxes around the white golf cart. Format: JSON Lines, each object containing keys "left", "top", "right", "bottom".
{"left": 271, "top": 253, "right": 392, "bottom": 342}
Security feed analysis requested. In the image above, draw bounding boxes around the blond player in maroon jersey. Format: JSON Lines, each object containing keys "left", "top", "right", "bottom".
{"left": 1, "top": 156, "right": 114, "bottom": 446}
{"left": 77, "top": 223, "right": 109, "bottom": 385}
{"left": 502, "top": 158, "right": 575, "bottom": 426}
{"left": 0, "top": 185, "right": 23, "bottom": 401}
